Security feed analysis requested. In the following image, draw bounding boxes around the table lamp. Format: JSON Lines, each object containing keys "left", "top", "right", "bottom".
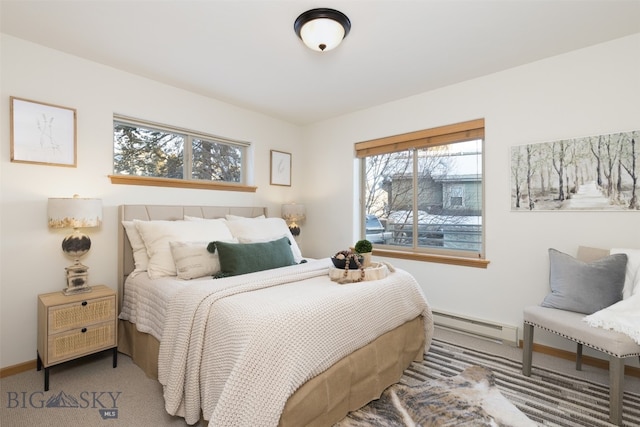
{"left": 281, "top": 203, "right": 306, "bottom": 236}
{"left": 48, "top": 195, "right": 102, "bottom": 294}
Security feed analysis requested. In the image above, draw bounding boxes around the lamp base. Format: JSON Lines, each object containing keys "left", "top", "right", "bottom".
{"left": 288, "top": 224, "right": 301, "bottom": 236}
{"left": 63, "top": 286, "right": 92, "bottom": 296}
{"left": 64, "top": 263, "right": 92, "bottom": 295}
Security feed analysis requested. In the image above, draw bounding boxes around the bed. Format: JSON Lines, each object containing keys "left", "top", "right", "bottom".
{"left": 116, "top": 204, "right": 433, "bottom": 426}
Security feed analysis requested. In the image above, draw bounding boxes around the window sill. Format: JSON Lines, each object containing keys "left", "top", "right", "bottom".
{"left": 108, "top": 175, "right": 257, "bottom": 192}
{"left": 372, "top": 248, "right": 490, "bottom": 269}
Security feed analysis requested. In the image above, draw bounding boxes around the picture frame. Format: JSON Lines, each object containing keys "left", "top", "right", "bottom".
{"left": 270, "top": 150, "right": 291, "bottom": 186}
{"left": 10, "top": 96, "right": 77, "bottom": 167}
{"left": 510, "top": 129, "right": 639, "bottom": 211}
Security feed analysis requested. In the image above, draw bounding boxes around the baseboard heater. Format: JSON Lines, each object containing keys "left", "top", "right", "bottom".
{"left": 432, "top": 309, "right": 519, "bottom": 347}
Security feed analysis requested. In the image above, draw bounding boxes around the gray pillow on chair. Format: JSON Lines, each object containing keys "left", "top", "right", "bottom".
{"left": 541, "top": 248, "right": 627, "bottom": 314}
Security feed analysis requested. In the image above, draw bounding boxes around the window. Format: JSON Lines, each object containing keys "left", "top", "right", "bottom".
{"left": 110, "top": 116, "right": 254, "bottom": 192}
{"left": 356, "top": 119, "right": 488, "bottom": 267}
{"left": 448, "top": 186, "right": 464, "bottom": 208}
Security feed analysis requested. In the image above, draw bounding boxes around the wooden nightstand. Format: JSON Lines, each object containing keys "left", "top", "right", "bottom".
{"left": 36, "top": 285, "right": 118, "bottom": 391}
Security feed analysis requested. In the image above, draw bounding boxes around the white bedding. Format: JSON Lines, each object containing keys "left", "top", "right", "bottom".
{"left": 146, "top": 258, "right": 432, "bottom": 426}
{"left": 118, "top": 271, "right": 212, "bottom": 341}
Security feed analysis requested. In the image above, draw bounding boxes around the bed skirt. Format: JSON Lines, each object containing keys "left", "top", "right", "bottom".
{"left": 118, "top": 316, "right": 425, "bottom": 426}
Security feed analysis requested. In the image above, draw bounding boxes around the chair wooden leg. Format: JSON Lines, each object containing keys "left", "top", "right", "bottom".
{"left": 522, "top": 323, "right": 534, "bottom": 376}
{"left": 576, "top": 343, "right": 583, "bottom": 371}
{"left": 609, "top": 356, "right": 624, "bottom": 426}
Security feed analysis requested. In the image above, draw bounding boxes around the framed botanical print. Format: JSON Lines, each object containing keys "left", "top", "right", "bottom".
{"left": 270, "top": 150, "right": 291, "bottom": 186}
{"left": 10, "top": 96, "right": 77, "bottom": 167}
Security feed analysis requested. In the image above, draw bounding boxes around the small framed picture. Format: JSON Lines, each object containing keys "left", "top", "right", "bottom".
{"left": 10, "top": 96, "right": 77, "bottom": 167}
{"left": 270, "top": 150, "right": 291, "bottom": 186}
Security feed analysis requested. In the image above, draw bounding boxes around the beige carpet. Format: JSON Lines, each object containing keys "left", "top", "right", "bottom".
{"left": 1, "top": 327, "right": 638, "bottom": 426}
{"left": 0, "top": 350, "right": 190, "bottom": 427}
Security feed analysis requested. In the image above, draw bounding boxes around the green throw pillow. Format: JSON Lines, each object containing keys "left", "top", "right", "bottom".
{"left": 541, "top": 248, "right": 627, "bottom": 314}
{"left": 208, "top": 236, "right": 296, "bottom": 277}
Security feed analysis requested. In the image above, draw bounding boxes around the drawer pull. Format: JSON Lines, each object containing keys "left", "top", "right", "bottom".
{"left": 82, "top": 301, "right": 88, "bottom": 306}
{"left": 81, "top": 328, "right": 87, "bottom": 333}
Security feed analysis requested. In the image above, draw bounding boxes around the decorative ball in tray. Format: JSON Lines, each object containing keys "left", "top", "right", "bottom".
{"left": 331, "top": 250, "right": 363, "bottom": 269}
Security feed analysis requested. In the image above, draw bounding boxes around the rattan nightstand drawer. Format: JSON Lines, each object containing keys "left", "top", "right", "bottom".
{"left": 47, "top": 321, "right": 115, "bottom": 365}
{"left": 48, "top": 296, "right": 115, "bottom": 334}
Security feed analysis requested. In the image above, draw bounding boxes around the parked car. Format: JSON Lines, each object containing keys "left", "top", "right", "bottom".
{"left": 365, "top": 215, "right": 392, "bottom": 244}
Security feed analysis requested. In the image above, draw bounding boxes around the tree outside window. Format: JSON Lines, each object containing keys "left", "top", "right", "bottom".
{"left": 113, "top": 117, "right": 247, "bottom": 185}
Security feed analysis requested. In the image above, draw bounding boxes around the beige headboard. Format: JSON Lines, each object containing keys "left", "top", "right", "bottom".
{"left": 117, "top": 204, "right": 268, "bottom": 311}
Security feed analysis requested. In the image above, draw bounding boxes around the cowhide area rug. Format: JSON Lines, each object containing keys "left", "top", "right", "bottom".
{"left": 335, "top": 365, "right": 537, "bottom": 426}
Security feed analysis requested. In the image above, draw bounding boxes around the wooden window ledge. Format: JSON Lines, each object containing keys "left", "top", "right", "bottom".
{"left": 109, "top": 175, "right": 257, "bottom": 192}
{"left": 372, "top": 248, "right": 490, "bottom": 268}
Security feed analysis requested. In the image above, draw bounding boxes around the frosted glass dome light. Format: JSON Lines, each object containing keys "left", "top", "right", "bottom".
{"left": 294, "top": 8, "right": 351, "bottom": 52}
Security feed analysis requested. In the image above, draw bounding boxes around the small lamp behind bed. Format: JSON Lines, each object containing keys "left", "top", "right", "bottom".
{"left": 48, "top": 195, "right": 102, "bottom": 295}
{"left": 281, "top": 203, "right": 306, "bottom": 236}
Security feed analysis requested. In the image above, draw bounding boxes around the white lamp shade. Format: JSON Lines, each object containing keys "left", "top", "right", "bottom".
{"left": 281, "top": 204, "right": 306, "bottom": 222}
{"left": 48, "top": 197, "right": 102, "bottom": 229}
{"left": 300, "top": 18, "right": 346, "bottom": 52}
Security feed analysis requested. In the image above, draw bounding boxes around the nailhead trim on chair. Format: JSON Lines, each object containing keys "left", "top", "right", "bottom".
{"left": 524, "top": 320, "right": 640, "bottom": 358}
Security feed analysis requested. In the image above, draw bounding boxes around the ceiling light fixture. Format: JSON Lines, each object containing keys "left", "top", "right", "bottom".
{"left": 294, "top": 8, "right": 351, "bottom": 52}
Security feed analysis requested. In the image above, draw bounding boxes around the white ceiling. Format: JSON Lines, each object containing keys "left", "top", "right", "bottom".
{"left": 2, "top": 1, "right": 639, "bottom": 125}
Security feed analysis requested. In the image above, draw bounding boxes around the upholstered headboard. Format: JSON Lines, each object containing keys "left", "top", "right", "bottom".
{"left": 117, "top": 204, "right": 268, "bottom": 311}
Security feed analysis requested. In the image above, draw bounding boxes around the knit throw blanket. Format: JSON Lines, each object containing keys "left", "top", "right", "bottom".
{"left": 584, "top": 292, "right": 640, "bottom": 344}
{"left": 157, "top": 258, "right": 432, "bottom": 426}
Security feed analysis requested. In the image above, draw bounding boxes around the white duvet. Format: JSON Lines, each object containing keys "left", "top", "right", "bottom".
{"left": 119, "top": 272, "right": 210, "bottom": 341}
{"left": 153, "top": 258, "right": 432, "bottom": 426}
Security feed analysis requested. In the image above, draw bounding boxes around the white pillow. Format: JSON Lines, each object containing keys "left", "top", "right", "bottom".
{"left": 225, "top": 217, "right": 303, "bottom": 263}
{"left": 610, "top": 248, "right": 640, "bottom": 298}
{"left": 169, "top": 240, "right": 236, "bottom": 280}
{"left": 122, "top": 221, "right": 149, "bottom": 273}
{"left": 225, "top": 214, "right": 266, "bottom": 220}
{"left": 134, "top": 219, "right": 233, "bottom": 278}
{"left": 183, "top": 215, "right": 206, "bottom": 221}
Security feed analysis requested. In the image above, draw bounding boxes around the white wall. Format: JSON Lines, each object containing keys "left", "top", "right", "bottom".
{"left": 0, "top": 35, "right": 305, "bottom": 368}
{"left": 301, "top": 34, "right": 640, "bottom": 356}
{"left": 2, "top": 33, "right": 639, "bottom": 369}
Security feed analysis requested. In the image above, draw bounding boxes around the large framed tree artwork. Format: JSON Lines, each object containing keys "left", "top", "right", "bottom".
{"left": 511, "top": 130, "right": 638, "bottom": 211}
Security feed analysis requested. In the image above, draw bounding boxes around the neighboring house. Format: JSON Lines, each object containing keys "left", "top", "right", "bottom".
{"left": 383, "top": 150, "right": 482, "bottom": 251}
